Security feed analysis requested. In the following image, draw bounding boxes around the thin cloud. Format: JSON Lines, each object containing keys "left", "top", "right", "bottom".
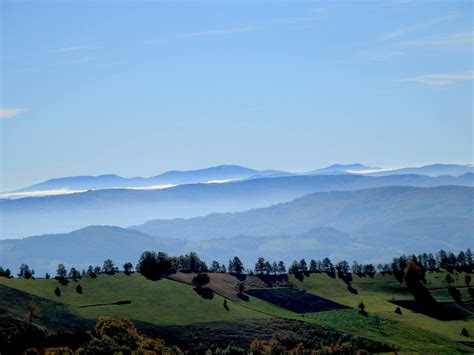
{"left": 182, "top": 27, "right": 253, "bottom": 38}
{"left": 381, "top": 14, "right": 459, "bottom": 41}
{"left": 0, "top": 108, "right": 29, "bottom": 120}
{"left": 396, "top": 31, "right": 472, "bottom": 47}
{"left": 399, "top": 70, "right": 474, "bottom": 86}
{"left": 56, "top": 45, "right": 95, "bottom": 52}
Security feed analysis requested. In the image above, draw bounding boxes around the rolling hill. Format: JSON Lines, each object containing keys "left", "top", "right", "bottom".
{"left": 1, "top": 173, "right": 473, "bottom": 238}
{"left": 1, "top": 186, "right": 472, "bottom": 274}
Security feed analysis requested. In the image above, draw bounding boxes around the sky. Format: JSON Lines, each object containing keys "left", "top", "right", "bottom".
{"left": 1, "top": 0, "right": 473, "bottom": 191}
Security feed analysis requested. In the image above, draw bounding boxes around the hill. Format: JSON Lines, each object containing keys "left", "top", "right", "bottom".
{"left": 2, "top": 173, "right": 473, "bottom": 238}
{"left": 0, "top": 270, "right": 472, "bottom": 352}
{"left": 2, "top": 186, "right": 472, "bottom": 274}
{"left": 370, "top": 163, "right": 474, "bottom": 177}
{"left": 131, "top": 185, "right": 474, "bottom": 241}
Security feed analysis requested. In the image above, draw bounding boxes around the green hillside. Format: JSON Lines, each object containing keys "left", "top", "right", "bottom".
{"left": 1, "top": 270, "right": 473, "bottom": 353}
{"left": 0, "top": 273, "right": 266, "bottom": 326}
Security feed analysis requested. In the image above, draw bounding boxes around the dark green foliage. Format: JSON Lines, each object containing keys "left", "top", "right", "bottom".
{"left": 461, "top": 328, "right": 469, "bottom": 337}
{"left": 192, "top": 273, "right": 210, "bottom": 288}
{"left": 76, "top": 284, "right": 83, "bottom": 294}
{"left": 395, "top": 307, "right": 402, "bottom": 315}
{"left": 123, "top": 262, "right": 133, "bottom": 275}
{"left": 68, "top": 267, "right": 81, "bottom": 280}
{"left": 56, "top": 264, "right": 67, "bottom": 279}
{"left": 45, "top": 273, "right": 50, "bottom": 279}
{"left": 102, "top": 259, "right": 117, "bottom": 275}
{"left": 235, "top": 281, "right": 245, "bottom": 295}
{"left": 18, "top": 264, "right": 34, "bottom": 279}
{"left": 54, "top": 287, "right": 61, "bottom": 297}
{"left": 0, "top": 266, "right": 11, "bottom": 278}
{"left": 176, "top": 252, "right": 208, "bottom": 273}
{"left": 137, "top": 251, "right": 175, "bottom": 280}
{"left": 228, "top": 256, "right": 244, "bottom": 274}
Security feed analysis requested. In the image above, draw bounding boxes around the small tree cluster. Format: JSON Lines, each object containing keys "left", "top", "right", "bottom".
{"left": 254, "top": 257, "right": 286, "bottom": 275}
{"left": 228, "top": 256, "right": 244, "bottom": 274}
{"left": 0, "top": 266, "right": 11, "bottom": 278}
{"left": 18, "top": 264, "right": 34, "bottom": 279}
{"left": 209, "top": 260, "right": 227, "bottom": 273}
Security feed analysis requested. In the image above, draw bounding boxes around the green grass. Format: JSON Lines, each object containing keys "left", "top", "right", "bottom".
{"left": 287, "top": 272, "right": 474, "bottom": 352}
{"left": 1, "top": 271, "right": 473, "bottom": 353}
{"left": 0, "top": 273, "right": 268, "bottom": 326}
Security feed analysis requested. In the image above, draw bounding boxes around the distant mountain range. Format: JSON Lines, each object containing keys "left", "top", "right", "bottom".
{"left": 10, "top": 165, "right": 280, "bottom": 193}
{"left": 5, "top": 163, "right": 472, "bottom": 196}
{"left": 131, "top": 185, "right": 473, "bottom": 240}
{"left": 1, "top": 185, "right": 472, "bottom": 274}
{"left": 1, "top": 173, "right": 473, "bottom": 238}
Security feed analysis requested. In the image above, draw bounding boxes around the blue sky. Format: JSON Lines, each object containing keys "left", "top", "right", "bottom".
{"left": 1, "top": 0, "right": 472, "bottom": 191}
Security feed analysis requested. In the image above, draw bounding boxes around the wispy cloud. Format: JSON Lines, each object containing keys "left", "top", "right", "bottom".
{"left": 182, "top": 27, "right": 253, "bottom": 38}
{"left": 0, "top": 108, "right": 29, "bottom": 120}
{"left": 381, "top": 14, "right": 459, "bottom": 41}
{"left": 56, "top": 45, "right": 95, "bottom": 52}
{"left": 399, "top": 70, "right": 474, "bottom": 86}
{"left": 395, "top": 31, "right": 472, "bottom": 47}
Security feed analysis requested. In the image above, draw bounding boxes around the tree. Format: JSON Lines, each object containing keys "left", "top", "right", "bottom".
{"left": 68, "top": 267, "right": 80, "bottom": 280}
{"left": 228, "top": 256, "right": 244, "bottom": 274}
{"left": 255, "top": 257, "right": 266, "bottom": 274}
{"left": 299, "top": 259, "right": 308, "bottom": 273}
{"left": 0, "top": 267, "right": 11, "bottom": 278}
{"left": 445, "top": 274, "right": 454, "bottom": 286}
{"left": 271, "top": 261, "right": 278, "bottom": 275}
{"left": 335, "top": 260, "right": 350, "bottom": 274}
{"left": 277, "top": 261, "right": 286, "bottom": 274}
{"left": 465, "top": 274, "right": 471, "bottom": 288}
{"left": 209, "top": 261, "right": 221, "bottom": 272}
{"left": 289, "top": 261, "right": 299, "bottom": 275}
{"left": 358, "top": 302, "right": 366, "bottom": 315}
{"left": 192, "top": 273, "right": 210, "bottom": 288}
{"left": 123, "top": 262, "right": 133, "bottom": 275}
{"left": 56, "top": 264, "right": 67, "bottom": 279}
{"left": 45, "top": 273, "right": 50, "bottom": 279}
{"left": 309, "top": 259, "right": 318, "bottom": 273}
{"left": 18, "top": 264, "right": 34, "bottom": 279}
{"left": 235, "top": 281, "right": 245, "bottom": 295}
{"left": 102, "top": 259, "right": 116, "bottom": 275}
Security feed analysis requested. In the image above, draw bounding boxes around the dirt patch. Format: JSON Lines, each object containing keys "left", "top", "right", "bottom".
{"left": 246, "top": 288, "right": 348, "bottom": 313}
{"left": 169, "top": 273, "right": 292, "bottom": 301}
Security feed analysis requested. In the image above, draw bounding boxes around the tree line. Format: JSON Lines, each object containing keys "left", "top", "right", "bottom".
{"left": 1, "top": 248, "right": 472, "bottom": 281}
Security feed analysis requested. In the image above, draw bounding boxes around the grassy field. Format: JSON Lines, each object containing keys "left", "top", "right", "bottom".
{"left": 1, "top": 270, "right": 473, "bottom": 353}
{"left": 0, "top": 273, "right": 267, "bottom": 326}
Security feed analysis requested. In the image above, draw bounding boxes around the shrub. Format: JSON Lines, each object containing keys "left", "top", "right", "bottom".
{"left": 461, "top": 328, "right": 470, "bottom": 337}
{"left": 192, "top": 273, "right": 210, "bottom": 288}
{"left": 395, "top": 307, "right": 402, "bottom": 315}
{"left": 54, "top": 287, "right": 61, "bottom": 297}
{"left": 76, "top": 285, "right": 83, "bottom": 294}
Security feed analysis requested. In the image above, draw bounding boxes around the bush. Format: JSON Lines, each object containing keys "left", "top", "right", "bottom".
{"left": 192, "top": 273, "right": 210, "bottom": 288}
{"left": 76, "top": 285, "right": 83, "bottom": 294}
{"left": 54, "top": 287, "right": 61, "bottom": 297}
{"left": 461, "top": 328, "right": 470, "bottom": 337}
{"left": 395, "top": 307, "right": 402, "bottom": 315}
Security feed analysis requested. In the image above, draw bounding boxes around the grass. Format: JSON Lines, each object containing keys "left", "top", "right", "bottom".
{"left": 1, "top": 270, "right": 473, "bottom": 353}
{"left": 288, "top": 271, "right": 474, "bottom": 352}
{"left": 0, "top": 273, "right": 268, "bottom": 326}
